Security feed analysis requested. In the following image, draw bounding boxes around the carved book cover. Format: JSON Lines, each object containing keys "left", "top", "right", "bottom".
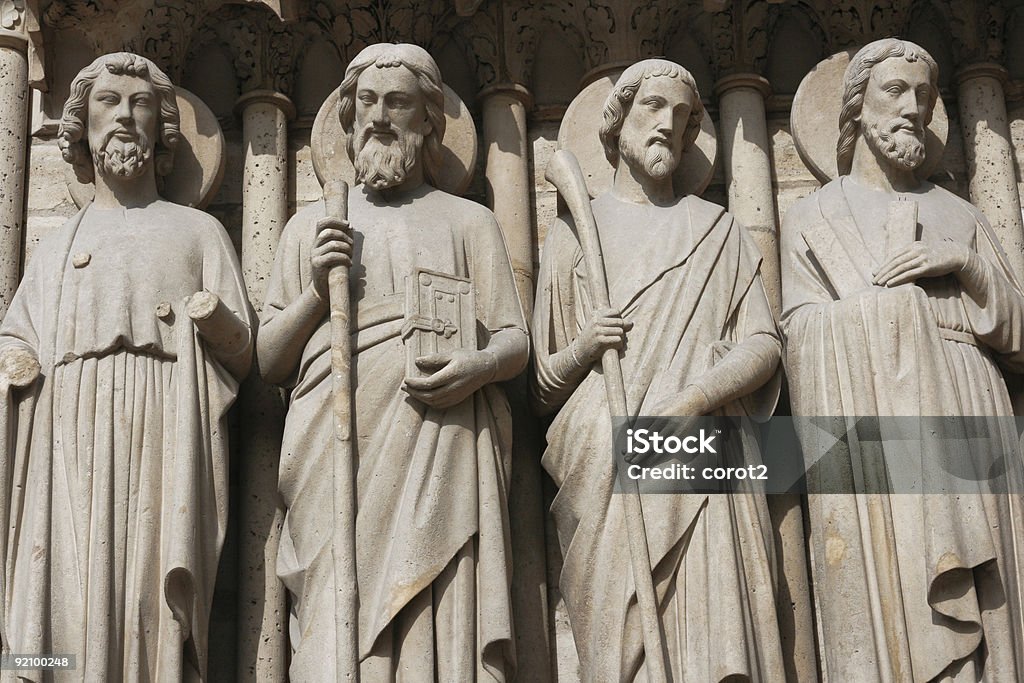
{"left": 403, "top": 268, "right": 477, "bottom": 379}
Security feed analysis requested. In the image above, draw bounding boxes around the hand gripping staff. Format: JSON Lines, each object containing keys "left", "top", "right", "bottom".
{"left": 544, "top": 149, "right": 669, "bottom": 681}
{"left": 323, "top": 180, "right": 360, "bottom": 681}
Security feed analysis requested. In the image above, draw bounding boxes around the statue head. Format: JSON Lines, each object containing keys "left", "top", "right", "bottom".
{"left": 837, "top": 38, "right": 939, "bottom": 176}
{"left": 599, "top": 59, "right": 703, "bottom": 181}
{"left": 58, "top": 52, "right": 180, "bottom": 185}
{"left": 337, "top": 43, "right": 446, "bottom": 190}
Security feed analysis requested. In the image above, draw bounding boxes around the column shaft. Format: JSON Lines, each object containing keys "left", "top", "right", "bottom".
{"left": 480, "top": 83, "right": 551, "bottom": 682}
{"left": 717, "top": 73, "right": 816, "bottom": 683}
{"left": 481, "top": 84, "right": 535, "bottom": 316}
{"left": 957, "top": 63, "right": 1024, "bottom": 281}
{"left": 0, "top": 34, "right": 29, "bottom": 320}
{"left": 716, "top": 74, "right": 781, "bottom": 315}
{"left": 235, "top": 89, "right": 294, "bottom": 683}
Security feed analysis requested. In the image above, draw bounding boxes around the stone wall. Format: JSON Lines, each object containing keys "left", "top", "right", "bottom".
{"left": 7, "top": 1, "right": 1024, "bottom": 680}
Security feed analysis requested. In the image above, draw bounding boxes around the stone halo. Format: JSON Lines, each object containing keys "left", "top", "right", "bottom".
{"left": 311, "top": 83, "right": 478, "bottom": 196}
{"left": 791, "top": 48, "right": 949, "bottom": 184}
{"left": 556, "top": 70, "right": 718, "bottom": 199}
{"left": 68, "top": 85, "right": 226, "bottom": 210}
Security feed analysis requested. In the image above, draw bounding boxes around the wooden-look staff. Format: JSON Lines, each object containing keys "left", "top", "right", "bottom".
{"left": 545, "top": 149, "right": 669, "bottom": 681}
{"left": 322, "top": 179, "right": 360, "bottom": 681}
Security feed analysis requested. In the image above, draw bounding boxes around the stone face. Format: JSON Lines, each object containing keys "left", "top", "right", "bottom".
{"left": 782, "top": 38, "right": 1024, "bottom": 682}
{"left": 0, "top": 51, "right": 252, "bottom": 680}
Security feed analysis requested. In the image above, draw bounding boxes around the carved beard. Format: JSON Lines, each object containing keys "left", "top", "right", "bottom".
{"left": 94, "top": 131, "right": 153, "bottom": 179}
{"left": 352, "top": 126, "right": 424, "bottom": 190}
{"left": 619, "top": 132, "right": 679, "bottom": 181}
{"left": 864, "top": 118, "right": 926, "bottom": 171}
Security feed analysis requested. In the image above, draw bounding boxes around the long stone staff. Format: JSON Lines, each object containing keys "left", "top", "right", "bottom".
{"left": 323, "top": 179, "right": 360, "bottom": 681}
{"left": 545, "top": 149, "right": 669, "bottom": 681}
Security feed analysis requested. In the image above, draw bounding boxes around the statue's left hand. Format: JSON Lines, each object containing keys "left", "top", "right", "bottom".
{"left": 403, "top": 348, "right": 497, "bottom": 410}
{"left": 873, "top": 240, "right": 969, "bottom": 287}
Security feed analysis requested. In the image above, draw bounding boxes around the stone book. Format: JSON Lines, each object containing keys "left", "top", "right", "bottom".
{"left": 402, "top": 267, "right": 477, "bottom": 379}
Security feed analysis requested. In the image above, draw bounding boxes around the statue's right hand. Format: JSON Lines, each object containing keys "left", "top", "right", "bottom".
{"left": 0, "top": 347, "right": 40, "bottom": 390}
{"left": 575, "top": 307, "right": 632, "bottom": 366}
{"left": 311, "top": 216, "right": 354, "bottom": 299}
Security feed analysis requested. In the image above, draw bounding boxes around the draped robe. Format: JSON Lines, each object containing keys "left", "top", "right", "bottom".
{"left": 532, "top": 193, "right": 786, "bottom": 681}
{"left": 0, "top": 202, "right": 251, "bottom": 681}
{"left": 780, "top": 177, "right": 1024, "bottom": 682}
{"left": 262, "top": 185, "right": 525, "bottom": 681}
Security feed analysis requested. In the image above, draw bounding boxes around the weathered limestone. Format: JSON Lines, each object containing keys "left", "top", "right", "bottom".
{"left": 716, "top": 72, "right": 816, "bottom": 683}
{"left": 0, "top": 52, "right": 252, "bottom": 680}
{"left": 535, "top": 58, "right": 786, "bottom": 681}
{"left": 0, "top": 31, "right": 29, "bottom": 320}
{"left": 481, "top": 82, "right": 535, "bottom": 314}
{"left": 480, "top": 81, "right": 552, "bottom": 683}
{"left": 237, "top": 89, "right": 295, "bottom": 300}
{"left": 259, "top": 43, "right": 527, "bottom": 680}
{"left": 956, "top": 63, "right": 1024, "bottom": 282}
{"left": 715, "top": 73, "right": 780, "bottom": 314}
{"left": 783, "top": 38, "right": 1024, "bottom": 682}
{"left": 234, "top": 88, "right": 294, "bottom": 682}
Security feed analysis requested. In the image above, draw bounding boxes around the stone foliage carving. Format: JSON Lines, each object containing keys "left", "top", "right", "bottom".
{"left": 781, "top": 38, "right": 1024, "bottom": 681}
{"left": 0, "top": 0, "right": 24, "bottom": 31}
{"left": 0, "top": 52, "right": 251, "bottom": 679}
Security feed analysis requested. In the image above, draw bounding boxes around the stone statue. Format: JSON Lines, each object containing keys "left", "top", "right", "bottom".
{"left": 258, "top": 43, "right": 527, "bottom": 680}
{"left": 532, "top": 58, "right": 786, "bottom": 680}
{"left": 781, "top": 38, "right": 1024, "bottom": 680}
{"left": 0, "top": 53, "right": 252, "bottom": 679}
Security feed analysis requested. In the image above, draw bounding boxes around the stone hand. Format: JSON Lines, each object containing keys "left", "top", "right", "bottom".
{"left": 0, "top": 346, "right": 41, "bottom": 391}
{"left": 403, "top": 348, "right": 497, "bottom": 410}
{"left": 311, "top": 216, "right": 354, "bottom": 299}
{"left": 575, "top": 307, "right": 633, "bottom": 365}
{"left": 873, "top": 240, "right": 969, "bottom": 287}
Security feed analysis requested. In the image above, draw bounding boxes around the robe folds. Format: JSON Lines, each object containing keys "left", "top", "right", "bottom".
{"left": 0, "top": 202, "right": 252, "bottom": 681}
{"left": 263, "top": 190, "right": 526, "bottom": 682}
{"left": 780, "top": 177, "right": 1024, "bottom": 682}
{"left": 532, "top": 193, "right": 786, "bottom": 682}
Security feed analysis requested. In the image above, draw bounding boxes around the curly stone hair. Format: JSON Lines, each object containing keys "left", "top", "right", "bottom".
{"left": 336, "top": 43, "right": 446, "bottom": 186}
{"left": 58, "top": 52, "right": 180, "bottom": 184}
{"left": 836, "top": 38, "right": 938, "bottom": 176}
{"left": 598, "top": 59, "right": 704, "bottom": 168}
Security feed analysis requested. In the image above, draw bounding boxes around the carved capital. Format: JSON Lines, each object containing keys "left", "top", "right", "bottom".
{"left": 478, "top": 82, "right": 533, "bottom": 109}
{"left": 234, "top": 88, "right": 296, "bottom": 119}
{"left": 715, "top": 72, "right": 771, "bottom": 100}
{"left": 955, "top": 62, "right": 1009, "bottom": 90}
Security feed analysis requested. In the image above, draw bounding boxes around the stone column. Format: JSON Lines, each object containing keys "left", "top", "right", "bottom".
{"left": 956, "top": 63, "right": 1024, "bottom": 281}
{"left": 234, "top": 89, "right": 295, "bottom": 683}
{"left": 480, "top": 82, "right": 551, "bottom": 682}
{"left": 715, "top": 73, "right": 780, "bottom": 314}
{"left": 0, "top": 30, "right": 29, "bottom": 320}
{"left": 480, "top": 83, "right": 535, "bottom": 315}
{"left": 716, "top": 73, "right": 816, "bottom": 683}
